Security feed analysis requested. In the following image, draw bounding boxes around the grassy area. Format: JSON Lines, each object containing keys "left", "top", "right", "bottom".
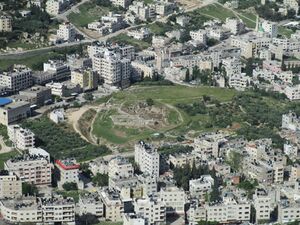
{"left": 0, "top": 51, "right": 62, "bottom": 71}
{"left": 93, "top": 109, "right": 154, "bottom": 144}
{"left": 92, "top": 85, "right": 236, "bottom": 145}
{"left": 278, "top": 26, "right": 294, "bottom": 38}
{"left": 198, "top": 4, "right": 257, "bottom": 29}
{"left": 7, "top": 40, "right": 41, "bottom": 50}
{"left": 95, "top": 222, "right": 122, "bottom": 225}
{"left": 67, "top": 1, "right": 109, "bottom": 27}
{"left": 109, "top": 34, "right": 151, "bottom": 51}
{"left": 198, "top": 4, "right": 236, "bottom": 21}
{"left": 56, "top": 190, "right": 89, "bottom": 203}
{"left": 146, "top": 22, "right": 177, "bottom": 35}
{"left": 0, "top": 151, "right": 19, "bottom": 169}
{"left": 22, "top": 117, "right": 111, "bottom": 161}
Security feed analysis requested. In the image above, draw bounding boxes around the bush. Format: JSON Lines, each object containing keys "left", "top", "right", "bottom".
{"left": 22, "top": 182, "right": 38, "bottom": 196}
{"left": 62, "top": 182, "right": 78, "bottom": 191}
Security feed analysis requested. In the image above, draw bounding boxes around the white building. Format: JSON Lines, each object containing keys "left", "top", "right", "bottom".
{"left": 253, "top": 188, "right": 272, "bottom": 223}
{"left": 0, "top": 196, "right": 75, "bottom": 224}
{"left": 108, "top": 156, "right": 134, "bottom": 180}
{"left": 278, "top": 200, "right": 300, "bottom": 224}
{"left": 0, "top": 66, "right": 32, "bottom": 92}
{"left": 282, "top": 111, "right": 300, "bottom": 131}
{"left": 134, "top": 141, "right": 160, "bottom": 177}
{"left": 0, "top": 170, "right": 22, "bottom": 198}
{"left": 190, "top": 29, "right": 207, "bottom": 45}
{"left": 49, "top": 109, "right": 65, "bottom": 124}
{"left": 92, "top": 49, "right": 131, "bottom": 86}
{"left": 4, "top": 151, "right": 52, "bottom": 185}
{"left": 0, "top": 15, "right": 12, "bottom": 32}
{"left": 229, "top": 73, "right": 250, "bottom": 91}
{"left": 123, "top": 213, "right": 145, "bottom": 225}
{"left": 57, "top": 22, "right": 76, "bottom": 42}
{"left": 77, "top": 193, "right": 104, "bottom": 217}
{"left": 43, "top": 60, "right": 71, "bottom": 81}
{"left": 223, "top": 18, "right": 244, "bottom": 35}
{"left": 46, "top": 0, "right": 69, "bottom": 15}
{"left": 111, "top": 0, "right": 131, "bottom": 8}
{"left": 99, "top": 189, "right": 124, "bottom": 222}
{"left": 205, "top": 193, "right": 251, "bottom": 223}
{"left": 261, "top": 20, "right": 278, "bottom": 38}
{"left": 159, "top": 186, "right": 186, "bottom": 214}
{"left": 134, "top": 196, "right": 166, "bottom": 225}
{"left": 55, "top": 159, "right": 83, "bottom": 189}
{"left": 8, "top": 125, "right": 35, "bottom": 150}
{"left": 189, "top": 175, "right": 214, "bottom": 200}
{"left": 284, "top": 85, "right": 300, "bottom": 100}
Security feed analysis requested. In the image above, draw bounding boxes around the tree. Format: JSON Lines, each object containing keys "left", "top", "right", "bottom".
{"left": 62, "top": 182, "right": 78, "bottom": 191}
{"left": 146, "top": 98, "right": 154, "bottom": 106}
{"left": 185, "top": 69, "right": 190, "bottom": 82}
{"left": 83, "top": 93, "right": 94, "bottom": 101}
{"left": 22, "top": 182, "right": 38, "bottom": 196}
{"left": 92, "top": 173, "right": 108, "bottom": 187}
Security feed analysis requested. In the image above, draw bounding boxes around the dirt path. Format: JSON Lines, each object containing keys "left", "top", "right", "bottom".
{"left": 67, "top": 105, "right": 99, "bottom": 143}
{"left": 0, "top": 137, "right": 13, "bottom": 154}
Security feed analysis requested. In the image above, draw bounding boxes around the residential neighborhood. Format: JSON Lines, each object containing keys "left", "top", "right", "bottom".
{"left": 0, "top": 0, "right": 300, "bottom": 225}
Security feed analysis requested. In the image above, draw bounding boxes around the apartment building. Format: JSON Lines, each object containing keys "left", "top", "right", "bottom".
{"left": 89, "top": 158, "right": 109, "bottom": 175}
{"left": 4, "top": 151, "right": 52, "bottom": 185}
{"left": 43, "top": 60, "right": 71, "bottom": 81}
{"left": 229, "top": 73, "right": 250, "bottom": 91}
{"left": 49, "top": 109, "right": 64, "bottom": 124}
{"left": 108, "top": 156, "right": 134, "bottom": 180}
{"left": 57, "top": 22, "right": 76, "bottom": 42}
{"left": 205, "top": 193, "right": 251, "bottom": 223}
{"left": 71, "top": 69, "right": 98, "bottom": 90}
{"left": 0, "top": 66, "right": 33, "bottom": 92}
{"left": 0, "top": 100, "right": 31, "bottom": 125}
{"left": 159, "top": 186, "right": 186, "bottom": 214}
{"left": 0, "top": 15, "right": 12, "bottom": 32}
{"left": 134, "top": 141, "right": 160, "bottom": 177}
{"left": 188, "top": 201, "right": 206, "bottom": 225}
{"left": 18, "top": 85, "right": 52, "bottom": 107}
{"left": 0, "top": 170, "right": 22, "bottom": 198}
{"left": 78, "top": 193, "right": 104, "bottom": 217}
{"left": 0, "top": 197, "right": 43, "bottom": 223}
{"left": 278, "top": 200, "right": 300, "bottom": 224}
{"left": 290, "top": 164, "right": 300, "bottom": 182}
{"left": 261, "top": 20, "right": 278, "bottom": 38}
{"left": 111, "top": 0, "right": 131, "bottom": 8}
{"left": 46, "top": 0, "right": 69, "bottom": 15}
{"left": 0, "top": 196, "right": 75, "bottom": 224}
{"left": 46, "top": 81, "right": 81, "bottom": 97}
{"left": 194, "top": 132, "right": 226, "bottom": 158}
{"left": 137, "top": 174, "right": 157, "bottom": 197}
{"left": 253, "top": 188, "right": 272, "bottom": 223}
{"left": 190, "top": 29, "right": 207, "bottom": 45}
{"left": 134, "top": 196, "right": 166, "bottom": 225}
{"left": 223, "top": 18, "right": 244, "bottom": 35}
{"left": 99, "top": 189, "right": 124, "bottom": 222}
{"left": 128, "top": 1, "right": 155, "bottom": 21}
{"left": 123, "top": 213, "right": 145, "bottom": 225}
{"left": 92, "top": 49, "right": 131, "bottom": 86}
{"left": 8, "top": 125, "right": 35, "bottom": 150}
{"left": 169, "top": 152, "right": 197, "bottom": 168}
{"left": 189, "top": 175, "right": 214, "bottom": 200}
{"left": 55, "top": 158, "right": 83, "bottom": 189}
{"left": 284, "top": 84, "right": 300, "bottom": 100}
{"left": 41, "top": 197, "right": 75, "bottom": 224}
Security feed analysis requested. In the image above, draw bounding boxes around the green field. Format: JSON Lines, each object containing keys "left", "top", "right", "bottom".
{"left": 278, "top": 26, "right": 294, "bottom": 38}
{"left": 109, "top": 34, "right": 151, "bottom": 51}
{"left": 198, "top": 4, "right": 236, "bottom": 21}
{"left": 67, "top": 2, "right": 109, "bottom": 27}
{"left": 198, "top": 4, "right": 257, "bottom": 29}
{"left": 92, "top": 85, "right": 236, "bottom": 145}
{"left": 0, "top": 151, "right": 19, "bottom": 170}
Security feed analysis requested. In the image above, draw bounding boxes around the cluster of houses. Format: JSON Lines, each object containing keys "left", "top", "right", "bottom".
{"left": 1, "top": 110, "right": 300, "bottom": 224}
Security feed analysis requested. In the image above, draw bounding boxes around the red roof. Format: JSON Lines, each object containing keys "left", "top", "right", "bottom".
{"left": 55, "top": 159, "right": 80, "bottom": 170}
